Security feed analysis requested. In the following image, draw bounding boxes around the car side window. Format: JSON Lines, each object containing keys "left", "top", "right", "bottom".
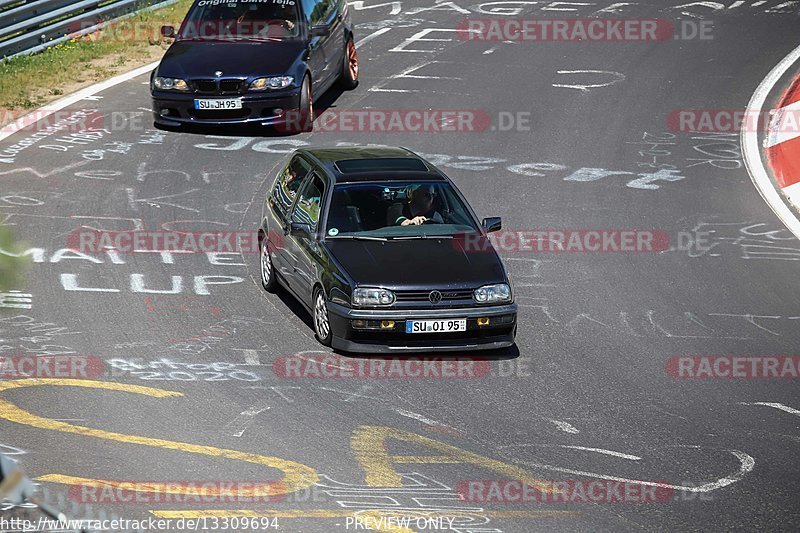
{"left": 292, "top": 173, "right": 325, "bottom": 230}
{"left": 299, "top": 0, "right": 315, "bottom": 23}
{"left": 309, "top": 0, "right": 334, "bottom": 26}
{"left": 271, "top": 157, "right": 311, "bottom": 220}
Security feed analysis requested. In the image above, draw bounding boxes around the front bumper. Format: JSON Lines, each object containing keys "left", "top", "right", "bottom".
{"left": 151, "top": 89, "right": 301, "bottom": 126}
{"left": 327, "top": 302, "right": 518, "bottom": 353}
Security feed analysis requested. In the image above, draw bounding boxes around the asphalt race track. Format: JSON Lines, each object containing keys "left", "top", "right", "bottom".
{"left": 2, "top": 1, "right": 800, "bottom": 531}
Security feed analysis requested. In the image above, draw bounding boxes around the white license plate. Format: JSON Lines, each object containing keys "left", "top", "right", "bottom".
{"left": 194, "top": 98, "right": 242, "bottom": 110}
{"left": 406, "top": 319, "right": 467, "bottom": 334}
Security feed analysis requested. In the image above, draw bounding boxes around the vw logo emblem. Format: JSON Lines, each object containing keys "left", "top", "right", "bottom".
{"left": 214, "top": 71, "right": 223, "bottom": 77}
{"left": 429, "top": 290, "right": 442, "bottom": 304}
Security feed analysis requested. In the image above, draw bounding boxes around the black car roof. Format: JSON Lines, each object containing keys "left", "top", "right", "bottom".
{"left": 295, "top": 146, "right": 448, "bottom": 184}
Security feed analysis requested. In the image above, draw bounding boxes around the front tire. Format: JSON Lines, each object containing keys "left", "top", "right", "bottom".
{"left": 297, "top": 75, "right": 314, "bottom": 132}
{"left": 260, "top": 237, "right": 278, "bottom": 292}
{"left": 313, "top": 288, "right": 333, "bottom": 346}
{"left": 338, "top": 37, "right": 359, "bottom": 90}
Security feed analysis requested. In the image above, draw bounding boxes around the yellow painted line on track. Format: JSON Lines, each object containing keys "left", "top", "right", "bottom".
{"left": 351, "top": 426, "right": 553, "bottom": 493}
{"left": 0, "top": 379, "right": 319, "bottom": 496}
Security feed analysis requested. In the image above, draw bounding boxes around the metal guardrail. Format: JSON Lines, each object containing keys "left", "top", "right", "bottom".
{"left": 1, "top": 453, "right": 91, "bottom": 532}
{"left": 0, "top": 0, "right": 178, "bottom": 60}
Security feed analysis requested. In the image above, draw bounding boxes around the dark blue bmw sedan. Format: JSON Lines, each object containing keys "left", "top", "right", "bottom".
{"left": 150, "top": 0, "right": 358, "bottom": 131}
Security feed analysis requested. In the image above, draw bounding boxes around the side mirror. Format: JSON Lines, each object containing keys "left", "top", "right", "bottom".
{"left": 290, "top": 222, "right": 313, "bottom": 236}
{"left": 311, "top": 25, "right": 330, "bottom": 38}
{"left": 160, "top": 25, "right": 175, "bottom": 38}
{"left": 482, "top": 217, "right": 502, "bottom": 233}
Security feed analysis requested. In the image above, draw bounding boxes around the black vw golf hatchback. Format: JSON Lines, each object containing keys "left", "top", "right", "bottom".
{"left": 150, "top": 0, "right": 358, "bottom": 131}
{"left": 259, "top": 146, "right": 517, "bottom": 353}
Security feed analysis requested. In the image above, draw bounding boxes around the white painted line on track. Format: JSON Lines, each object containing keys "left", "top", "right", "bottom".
{"left": 546, "top": 418, "right": 580, "bottom": 434}
{"left": 742, "top": 42, "right": 800, "bottom": 240}
{"left": 369, "top": 88, "right": 417, "bottom": 92}
{"left": 225, "top": 401, "right": 271, "bottom": 437}
{"left": 355, "top": 27, "right": 391, "bottom": 48}
{"left": 232, "top": 348, "right": 263, "bottom": 365}
{"left": 394, "top": 408, "right": 460, "bottom": 432}
{"left": 514, "top": 449, "right": 755, "bottom": 493}
{"left": 0, "top": 62, "right": 159, "bottom": 143}
{"left": 560, "top": 445, "right": 641, "bottom": 461}
{"left": 739, "top": 402, "right": 800, "bottom": 417}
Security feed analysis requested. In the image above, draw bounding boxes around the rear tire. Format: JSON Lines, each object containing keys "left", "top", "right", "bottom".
{"left": 338, "top": 37, "right": 359, "bottom": 90}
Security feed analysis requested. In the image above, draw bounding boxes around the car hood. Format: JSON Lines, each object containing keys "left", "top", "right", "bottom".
{"left": 325, "top": 237, "right": 507, "bottom": 289}
{"left": 157, "top": 40, "right": 306, "bottom": 79}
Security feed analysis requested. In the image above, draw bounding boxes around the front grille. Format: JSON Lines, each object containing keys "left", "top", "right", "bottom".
{"left": 191, "top": 78, "right": 244, "bottom": 95}
{"left": 394, "top": 289, "right": 475, "bottom": 303}
{"left": 194, "top": 79, "right": 217, "bottom": 93}
{"left": 220, "top": 79, "right": 243, "bottom": 93}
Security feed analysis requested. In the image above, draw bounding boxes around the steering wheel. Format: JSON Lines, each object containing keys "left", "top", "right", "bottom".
{"left": 422, "top": 218, "right": 442, "bottom": 225}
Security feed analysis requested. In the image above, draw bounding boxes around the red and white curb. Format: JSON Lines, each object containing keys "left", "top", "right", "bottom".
{"left": 766, "top": 78, "right": 800, "bottom": 205}
{"left": 743, "top": 43, "right": 800, "bottom": 241}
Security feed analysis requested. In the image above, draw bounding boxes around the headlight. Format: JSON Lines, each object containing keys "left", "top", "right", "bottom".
{"left": 250, "top": 76, "right": 294, "bottom": 90}
{"left": 473, "top": 283, "right": 511, "bottom": 304}
{"left": 353, "top": 288, "right": 395, "bottom": 307}
{"left": 153, "top": 77, "right": 189, "bottom": 91}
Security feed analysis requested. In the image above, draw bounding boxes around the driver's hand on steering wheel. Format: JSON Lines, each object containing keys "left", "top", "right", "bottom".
{"left": 401, "top": 216, "right": 427, "bottom": 226}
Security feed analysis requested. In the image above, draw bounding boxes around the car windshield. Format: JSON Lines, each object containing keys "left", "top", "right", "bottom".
{"left": 324, "top": 181, "right": 481, "bottom": 239}
{"left": 179, "top": 0, "right": 301, "bottom": 41}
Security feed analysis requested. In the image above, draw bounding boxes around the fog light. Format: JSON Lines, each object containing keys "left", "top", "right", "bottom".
{"left": 352, "top": 319, "right": 383, "bottom": 330}
{"left": 274, "top": 107, "right": 284, "bottom": 115}
{"left": 380, "top": 320, "right": 395, "bottom": 329}
{"left": 477, "top": 317, "right": 490, "bottom": 327}
{"left": 160, "top": 108, "right": 170, "bottom": 116}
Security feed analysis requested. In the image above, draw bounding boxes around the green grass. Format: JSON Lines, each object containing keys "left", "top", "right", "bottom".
{"left": 0, "top": 226, "right": 28, "bottom": 292}
{"left": 0, "top": 0, "right": 193, "bottom": 109}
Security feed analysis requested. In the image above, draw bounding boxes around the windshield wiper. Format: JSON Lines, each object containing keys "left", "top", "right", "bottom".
{"left": 391, "top": 234, "right": 454, "bottom": 240}
{"left": 327, "top": 235, "right": 388, "bottom": 241}
{"left": 237, "top": 36, "right": 283, "bottom": 42}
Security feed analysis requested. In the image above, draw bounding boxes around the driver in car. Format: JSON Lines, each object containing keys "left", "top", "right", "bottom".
{"left": 387, "top": 184, "right": 444, "bottom": 226}
{"left": 230, "top": 1, "right": 296, "bottom": 36}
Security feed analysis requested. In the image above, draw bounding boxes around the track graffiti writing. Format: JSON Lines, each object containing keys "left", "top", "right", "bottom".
{"left": 193, "top": 138, "right": 688, "bottom": 189}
